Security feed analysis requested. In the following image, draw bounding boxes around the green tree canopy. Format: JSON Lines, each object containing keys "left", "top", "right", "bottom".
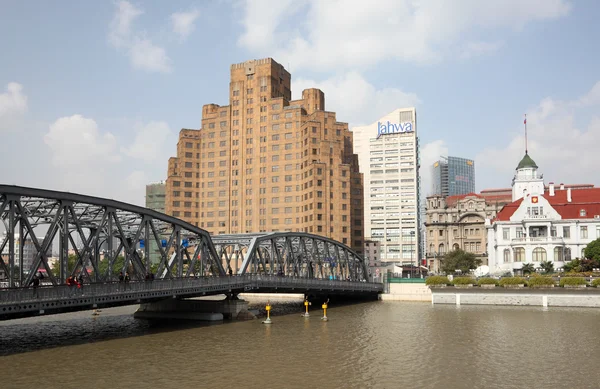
{"left": 521, "top": 263, "right": 535, "bottom": 274}
{"left": 584, "top": 238, "right": 600, "bottom": 261}
{"left": 51, "top": 254, "right": 78, "bottom": 276}
{"left": 539, "top": 260, "right": 554, "bottom": 274}
{"left": 440, "top": 249, "right": 482, "bottom": 274}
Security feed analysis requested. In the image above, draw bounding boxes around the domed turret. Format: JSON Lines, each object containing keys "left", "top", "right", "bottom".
{"left": 516, "top": 152, "right": 538, "bottom": 170}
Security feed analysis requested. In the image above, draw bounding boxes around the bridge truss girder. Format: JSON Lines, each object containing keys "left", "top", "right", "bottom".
{"left": 0, "top": 186, "right": 224, "bottom": 287}
{"left": 212, "top": 233, "right": 369, "bottom": 282}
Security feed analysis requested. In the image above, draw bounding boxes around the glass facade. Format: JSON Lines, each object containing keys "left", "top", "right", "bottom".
{"left": 431, "top": 156, "right": 475, "bottom": 197}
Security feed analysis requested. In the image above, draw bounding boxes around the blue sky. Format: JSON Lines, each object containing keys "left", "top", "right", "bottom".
{"left": 1, "top": 0, "right": 599, "bottom": 205}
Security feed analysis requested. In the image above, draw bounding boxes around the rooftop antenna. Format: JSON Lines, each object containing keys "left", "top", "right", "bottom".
{"left": 524, "top": 114, "right": 528, "bottom": 154}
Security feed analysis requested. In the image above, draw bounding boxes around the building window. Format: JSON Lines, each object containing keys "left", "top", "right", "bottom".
{"left": 516, "top": 227, "right": 524, "bottom": 238}
{"left": 514, "top": 247, "right": 525, "bottom": 262}
{"left": 532, "top": 247, "right": 547, "bottom": 262}
{"left": 502, "top": 228, "right": 510, "bottom": 240}
{"left": 565, "top": 248, "right": 572, "bottom": 261}
{"left": 503, "top": 249, "right": 511, "bottom": 263}
{"left": 452, "top": 243, "right": 459, "bottom": 251}
{"left": 438, "top": 244, "right": 445, "bottom": 255}
{"left": 580, "top": 209, "right": 587, "bottom": 217}
{"left": 554, "top": 247, "right": 565, "bottom": 262}
{"left": 581, "top": 226, "right": 588, "bottom": 239}
{"left": 563, "top": 226, "right": 570, "bottom": 238}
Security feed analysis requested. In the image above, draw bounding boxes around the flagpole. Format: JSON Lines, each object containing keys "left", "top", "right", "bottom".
{"left": 524, "top": 114, "right": 528, "bottom": 154}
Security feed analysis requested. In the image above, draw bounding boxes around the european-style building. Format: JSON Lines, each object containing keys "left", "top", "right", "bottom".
{"left": 486, "top": 152, "right": 600, "bottom": 274}
{"left": 425, "top": 191, "right": 511, "bottom": 272}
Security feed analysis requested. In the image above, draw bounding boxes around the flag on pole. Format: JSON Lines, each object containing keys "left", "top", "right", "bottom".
{"left": 524, "top": 117, "right": 527, "bottom": 124}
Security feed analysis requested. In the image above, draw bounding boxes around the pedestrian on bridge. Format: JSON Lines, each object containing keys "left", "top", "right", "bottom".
{"left": 124, "top": 272, "right": 130, "bottom": 290}
{"left": 75, "top": 275, "right": 84, "bottom": 295}
{"left": 66, "top": 275, "right": 75, "bottom": 296}
{"left": 118, "top": 271, "right": 124, "bottom": 291}
{"left": 28, "top": 273, "right": 41, "bottom": 298}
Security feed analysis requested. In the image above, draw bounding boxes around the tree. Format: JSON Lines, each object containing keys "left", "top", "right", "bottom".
{"left": 563, "top": 258, "right": 600, "bottom": 273}
{"left": 51, "top": 254, "right": 79, "bottom": 276}
{"left": 98, "top": 256, "right": 127, "bottom": 278}
{"left": 440, "top": 249, "right": 482, "bottom": 274}
{"left": 539, "top": 260, "right": 554, "bottom": 274}
{"left": 563, "top": 258, "right": 580, "bottom": 273}
{"left": 521, "top": 263, "right": 535, "bottom": 275}
{"left": 584, "top": 238, "right": 600, "bottom": 261}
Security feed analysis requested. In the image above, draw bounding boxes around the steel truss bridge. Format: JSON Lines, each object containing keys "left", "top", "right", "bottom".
{"left": 0, "top": 185, "right": 382, "bottom": 320}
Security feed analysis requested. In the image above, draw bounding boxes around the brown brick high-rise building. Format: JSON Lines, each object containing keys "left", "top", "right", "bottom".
{"left": 165, "top": 58, "right": 364, "bottom": 253}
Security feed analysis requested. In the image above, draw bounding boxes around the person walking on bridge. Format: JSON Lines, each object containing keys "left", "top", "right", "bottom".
{"left": 28, "top": 273, "right": 41, "bottom": 298}
{"left": 66, "top": 275, "right": 75, "bottom": 296}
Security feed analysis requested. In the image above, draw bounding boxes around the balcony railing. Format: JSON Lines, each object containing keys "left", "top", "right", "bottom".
{"left": 510, "top": 237, "right": 565, "bottom": 243}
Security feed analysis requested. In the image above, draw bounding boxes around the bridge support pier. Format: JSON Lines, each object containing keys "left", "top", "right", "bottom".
{"left": 134, "top": 297, "right": 256, "bottom": 321}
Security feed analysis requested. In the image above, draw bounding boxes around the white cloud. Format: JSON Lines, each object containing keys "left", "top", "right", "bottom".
{"left": 420, "top": 140, "right": 449, "bottom": 197}
{"left": 108, "top": 0, "right": 142, "bottom": 48}
{"left": 476, "top": 80, "right": 600, "bottom": 189}
{"left": 171, "top": 9, "right": 200, "bottom": 40}
{"left": 121, "top": 121, "right": 172, "bottom": 162}
{"left": 44, "top": 115, "right": 120, "bottom": 167}
{"left": 293, "top": 72, "right": 421, "bottom": 126}
{"left": 108, "top": 1, "right": 172, "bottom": 73}
{"left": 237, "top": 0, "right": 571, "bottom": 71}
{"left": 0, "top": 82, "right": 27, "bottom": 118}
{"left": 237, "top": 0, "right": 305, "bottom": 51}
{"left": 129, "top": 37, "right": 172, "bottom": 73}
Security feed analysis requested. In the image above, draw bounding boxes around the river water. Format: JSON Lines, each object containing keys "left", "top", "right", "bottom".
{"left": 1, "top": 301, "right": 600, "bottom": 389}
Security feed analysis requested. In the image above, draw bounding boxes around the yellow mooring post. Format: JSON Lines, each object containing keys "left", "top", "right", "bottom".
{"left": 302, "top": 297, "right": 311, "bottom": 317}
{"left": 321, "top": 299, "right": 329, "bottom": 321}
{"left": 262, "top": 301, "right": 272, "bottom": 324}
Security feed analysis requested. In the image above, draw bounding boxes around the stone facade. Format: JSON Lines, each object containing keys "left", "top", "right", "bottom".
{"left": 425, "top": 192, "right": 511, "bottom": 272}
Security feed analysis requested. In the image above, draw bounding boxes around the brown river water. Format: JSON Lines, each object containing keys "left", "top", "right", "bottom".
{"left": 1, "top": 300, "right": 600, "bottom": 389}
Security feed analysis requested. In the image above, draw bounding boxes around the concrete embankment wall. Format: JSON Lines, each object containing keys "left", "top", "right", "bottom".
{"left": 431, "top": 287, "right": 600, "bottom": 307}
{"left": 379, "top": 283, "right": 431, "bottom": 302}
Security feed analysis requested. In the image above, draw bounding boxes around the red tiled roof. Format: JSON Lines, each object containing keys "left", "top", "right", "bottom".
{"left": 495, "top": 198, "right": 524, "bottom": 221}
{"left": 494, "top": 188, "right": 600, "bottom": 221}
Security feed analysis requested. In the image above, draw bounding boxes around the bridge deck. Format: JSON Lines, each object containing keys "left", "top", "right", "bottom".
{"left": 0, "top": 275, "right": 383, "bottom": 320}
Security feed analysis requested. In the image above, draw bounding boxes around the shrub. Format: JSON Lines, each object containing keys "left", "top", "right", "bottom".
{"left": 425, "top": 276, "right": 450, "bottom": 286}
{"left": 499, "top": 277, "right": 526, "bottom": 286}
{"left": 559, "top": 277, "right": 587, "bottom": 287}
{"left": 477, "top": 277, "right": 498, "bottom": 286}
{"left": 591, "top": 278, "right": 600, "bottom": 288}
{"left": 527, "top": 276, "right": 555, "bottom": 287}
{"left": 452, "top": 277, "right": 475, "bottom": 285}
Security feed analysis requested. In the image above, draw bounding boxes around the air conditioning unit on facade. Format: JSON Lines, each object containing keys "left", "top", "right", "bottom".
{"left": 595, "top": 215, "right": 600, "bottom": 219}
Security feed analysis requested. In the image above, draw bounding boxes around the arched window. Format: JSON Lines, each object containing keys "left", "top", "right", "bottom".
{"left": 565, "top": 248, "right": 572, "bottom": 261}
{"left": 429, "top": 243, "right": 434, "bottom": 254}
{"left": 514, "top": 247, "right": 525, "bottom": 262}
{"left": 532, "top": 247, "right": 547, "bottom": 262}
{"left": 438, "top": 243, "right": 445, "bottom": 255}
{"left": 503, "top": 249, "right": 511, "bottom": 263}
{"left": 554, "top": 247, "right": 564, "bottom": 262}
{"left": 453, "top": 243, "right": 460, "bottom": 251}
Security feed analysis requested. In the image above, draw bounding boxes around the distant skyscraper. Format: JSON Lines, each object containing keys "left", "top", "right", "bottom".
{"left": 432, "top": 156, "right": 475, "bottom": 197}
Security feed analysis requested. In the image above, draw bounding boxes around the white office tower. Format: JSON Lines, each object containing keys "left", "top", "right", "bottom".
{"left": 351, "top": 108, "right": 420, "bottom": 265}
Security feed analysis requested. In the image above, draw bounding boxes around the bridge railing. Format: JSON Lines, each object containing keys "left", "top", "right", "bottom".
{"left": 249, "top": 274, "right": 383, "bottom": 292}
{"left": 0, "top": 275, "right": 383, "bottom": 305}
